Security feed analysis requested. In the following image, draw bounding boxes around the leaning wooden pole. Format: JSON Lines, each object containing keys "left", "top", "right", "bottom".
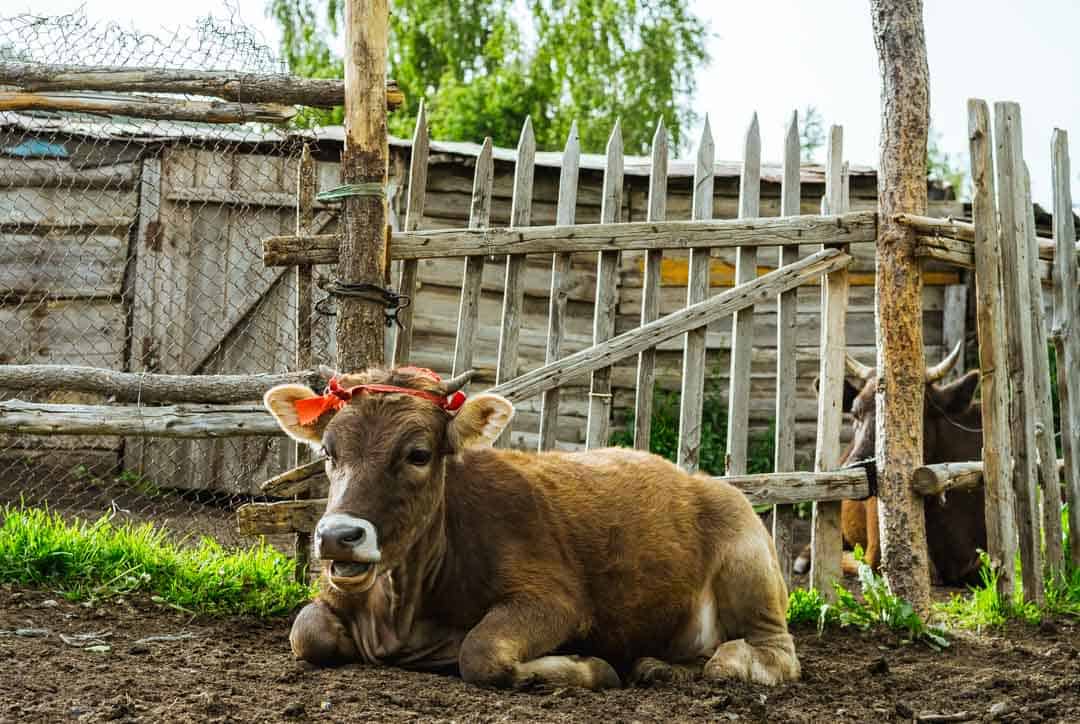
{"left": 336, "top": 0, "right": 390, "bottom": 371}
{"left": 870, "top": 0, "right": 932, "bottom": 614}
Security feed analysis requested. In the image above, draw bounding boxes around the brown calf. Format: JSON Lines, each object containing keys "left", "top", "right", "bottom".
{"left": 794, "top": 343, "right": 987, "bottom": 585}
{"left": 264, "top": 367, "right": 799, "bottom": 690}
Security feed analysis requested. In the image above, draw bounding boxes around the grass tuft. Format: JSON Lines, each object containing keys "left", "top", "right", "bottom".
{"left": 0, "top": 505, "right": 313, "bottom": 616}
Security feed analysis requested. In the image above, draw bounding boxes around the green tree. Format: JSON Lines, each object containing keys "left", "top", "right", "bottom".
{"left": 799, "top": 105, "right": 825, "bottom": 163}
{"left": 270, "top": 0, "right": 710, "bottom": 154}
{"left": 927, "top": 125, "right": 967, "bottom": 200}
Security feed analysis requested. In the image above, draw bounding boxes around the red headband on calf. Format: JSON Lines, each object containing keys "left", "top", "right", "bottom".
{"left": 294, "top": 368, "right": 467, "bottom": 426}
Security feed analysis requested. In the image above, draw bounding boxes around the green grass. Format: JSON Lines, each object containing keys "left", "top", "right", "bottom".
{"left": 0, "top": 505, "right": 313, "bottom": 616}
{"left": 937, "top": 506, "right": 1080, "bottom": 628}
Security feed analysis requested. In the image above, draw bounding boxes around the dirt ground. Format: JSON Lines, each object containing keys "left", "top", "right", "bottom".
{"left": 2, "top": 587, "right": 1078, "bottom": 724}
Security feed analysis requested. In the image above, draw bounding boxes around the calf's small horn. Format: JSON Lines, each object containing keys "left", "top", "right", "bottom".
{"left": 443, "top": 370, "right": 475, "bottom": 394}
{"left": 925, "top": 341, "right": 963, "bottom": 382}
{"left": 845, "top": 354, "right": 874, "bottom": 381}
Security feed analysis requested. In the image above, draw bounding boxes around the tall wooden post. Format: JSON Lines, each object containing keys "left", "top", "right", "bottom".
{"left": 293, "top": 144, "right": 316, "bottom": 584}
{"left": 870, "top": 0, "right": 932, "bottom": 614}
{"left": 337, "top": 0, "right": 390, "bottom": 371}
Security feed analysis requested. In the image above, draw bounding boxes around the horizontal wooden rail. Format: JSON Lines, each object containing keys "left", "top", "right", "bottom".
{"left": 239, "top": 468, "right": 870, "bottom": 535}
{"left": 0, "top": 62, "right": 403, "bottom": 109}
{"left": 913, "top": 458, "right": 1065, "bottom": 496}
{"left": 261, "top": 459, "right": 326, "bottom": 497}
{"left": 0, "top": 400, "right": 280, "bottom": 437}
{"left": 0, "top": 365, "right": 325, "bottom": 404}
{"left": 916, "top": 235, "right": 1058, "bottom": 280}
{"left": 897, "top": 212, "right": 1075, "bottom": 260}
{"left": 262, "top": 211, "right": 877, "bottom": 266}
{"left": 0, "top": 91, "right": 296, "bottom": 125}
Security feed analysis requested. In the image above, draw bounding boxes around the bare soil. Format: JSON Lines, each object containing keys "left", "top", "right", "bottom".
{"left": 2, "top": 587, "right": 1078, "bottom": 724}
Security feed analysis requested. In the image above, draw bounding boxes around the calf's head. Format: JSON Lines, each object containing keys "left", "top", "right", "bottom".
{"left": 834, "top": 342, "right": 981, "bottom": 466}
{"left": 264, "top": 367, "right": 513, "bottom": 593}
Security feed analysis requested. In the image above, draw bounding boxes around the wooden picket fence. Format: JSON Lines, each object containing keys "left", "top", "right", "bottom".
{"left": 242, "top": 108, "right": 880, "bottom": 592}
{"left": 900, "top": 99, "right": 1080, "bottom": 600}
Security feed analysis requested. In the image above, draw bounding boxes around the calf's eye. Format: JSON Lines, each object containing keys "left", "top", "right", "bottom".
{"left": 406, "top": 448, "right": 432, "bottom": 466}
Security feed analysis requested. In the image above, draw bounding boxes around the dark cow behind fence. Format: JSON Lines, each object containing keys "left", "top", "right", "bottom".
{"left": 795, "top": 343, "right": 986, "bottom": 585}
{"left": 263, "top": 367, "right": 800, "bottom": 690}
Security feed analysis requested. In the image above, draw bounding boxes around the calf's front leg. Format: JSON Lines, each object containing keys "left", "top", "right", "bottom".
{"left": 458, "top": 598, "right": 620, "bottom": 690}
{"left": 290, "top": 600, "right": 359, "bottom": 665}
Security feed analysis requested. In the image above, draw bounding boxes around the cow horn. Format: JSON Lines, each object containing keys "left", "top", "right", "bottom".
{"left": 926, "top": 341, "right": 963, "bottom": 382}
{"left": 442, "top": 370, "right": 475, "bottom": 394}
{"left": 845, "top": 354, "right": 874, "bottom": 381}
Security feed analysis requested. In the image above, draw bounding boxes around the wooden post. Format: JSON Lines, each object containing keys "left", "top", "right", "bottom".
{"left": 631, "top": 120, "right": 668, "bottom": 451}
{"left": 810, "top": 126, "right": 847, "bottom": 597}
{"left": 1022, "top": 166, "right": 1064, "bottom": 575}
{"left": 293, "top": 144, "right": 316, "bottom": 584}
{"left": 993, "top": 102, "right": 1043, "bottom": 604}
{"left": 393, "top": 102, "right": 429, "bottom": 366}
{"left": 495, "top": 119, "right": 536, "bottom": 447}
{"left": 870, "top": 0, "right": 932, "bottom": 614}
{"left": 677, "top": 118, "right": 714, "bottom": 472}
{"left": 773, "top": 110, "right": 801, "bottom": 587}
{"left": 336, "top": 0, "right": 390, "bottom": 372}
{"left": 451, "top": 138, "right": 494, "bottom": 377}
{"left": 967, "top": 99, "right": 1019, "bottom": 597}
{"left": 1051, "top": 129, "right": 1080, "bottom": 568}
{"left": 585, "top": 121, "right": 624, "bottom": 450}
{"left": 941, "top": 281, "right": 967, "bottom": 382}
{"left": 538, "top": 123, "right": 582, "bottom": 451}
{"left": 726, "top": 114, "right": 761, "bottom": 475}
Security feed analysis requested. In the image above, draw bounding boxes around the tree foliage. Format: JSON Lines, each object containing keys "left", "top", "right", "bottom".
{"left": 269, "top": 0, "right": 710, "bottom": 154}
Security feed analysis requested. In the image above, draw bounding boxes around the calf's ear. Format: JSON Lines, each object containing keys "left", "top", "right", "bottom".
{"left": 264, "top": 384, "right": 330, "bottom": 445}
{"left": 449, "top": 393, "right": 514, "bottom": 449}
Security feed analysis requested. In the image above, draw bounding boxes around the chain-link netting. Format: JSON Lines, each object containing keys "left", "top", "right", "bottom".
{"left": 0, "top": 6, "right": 335, "bottom": 550}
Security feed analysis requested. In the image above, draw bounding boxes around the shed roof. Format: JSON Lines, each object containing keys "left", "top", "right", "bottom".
{"left": 1, "top": 110, "right": 876, "bottom": 184}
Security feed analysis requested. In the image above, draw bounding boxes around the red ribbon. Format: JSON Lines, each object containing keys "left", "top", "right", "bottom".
{"left": 294, "top": 371, "right": 466, "bottom": 426}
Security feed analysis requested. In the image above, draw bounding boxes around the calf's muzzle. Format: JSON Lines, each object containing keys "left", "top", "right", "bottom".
{"left": 315, "top": 513, "right": 382, "bottom": 574}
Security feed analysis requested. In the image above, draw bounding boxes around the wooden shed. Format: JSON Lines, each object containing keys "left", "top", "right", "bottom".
{"left": 0, "top": 111, "right": 965, "bottom": 494}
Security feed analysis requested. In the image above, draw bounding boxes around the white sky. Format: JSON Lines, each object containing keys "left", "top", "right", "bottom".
{"left": 13, "top": 0, "right": 1080, "bottom": 205}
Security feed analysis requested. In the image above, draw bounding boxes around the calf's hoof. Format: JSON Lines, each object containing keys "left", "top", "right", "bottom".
{"left": 628, "top": 657, "right": 700, "bottom": 687}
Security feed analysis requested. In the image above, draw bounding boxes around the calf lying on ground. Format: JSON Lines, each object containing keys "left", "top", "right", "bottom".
{"left": 264, "top": 367, "right": 799, "bottom": 690}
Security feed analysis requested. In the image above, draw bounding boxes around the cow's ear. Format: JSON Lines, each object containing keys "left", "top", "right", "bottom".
{"left": 449, "top": 393, "right": 514, "bottom": 449}
{"left": 812, "top": 376, "right": 861, "bottom": 414}
{"left": 934, "top": 369, "right": 980, "bottom": 414}
{"left": 264, "top": 384, "right": 330, "bottom": 445}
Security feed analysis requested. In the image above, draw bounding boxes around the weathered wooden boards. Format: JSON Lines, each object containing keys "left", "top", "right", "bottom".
{"left": 496, "top": 119, "right": 537, "bottom": 448}
{"left": 393, "top": 102, "right": 430, "bottom": 365}
{"left": 451, "top": 137, "right": 494, "bottom": 376}
{"left": 631, "top": 120, "right": 668, "bottom": 451}
{"left": 538, "top": 123, "right": 583, "bottom": 451}
{"left": 0, "top": 92, "right": 297, "bottom": 125}
{"left": 967, "top": 100, "right": 1019, "bottom": 598}
{"left": 913, "top": 459, "right": 1065, "bottom": 497}
{"left": 585, "top": 122, "right": 624, "bottom": 450}
{"left": 810, "top": 126, "right": 848, "bottom": 597}
{"left": 676, "top": 119, "right": 715, "bottom": 472}
{"left": 994, "top": 102, "right": 1043, "bottom": 604}
{"left": 1050, "top": 129, "right": 1080, "bottom": 569}
{"left": 239, "top": 467, "right": 872, "bottom": 535}
{"left": 772, "top": 111, "right": 802, "bottom": 587}
{"left": 0, "top": 62, "right": 404, "bottom": 109}
{"left": 262, "top": 210, "right": 878, "bottom": 266}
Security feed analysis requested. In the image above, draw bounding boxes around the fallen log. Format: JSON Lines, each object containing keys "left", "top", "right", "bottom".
{"left": 0, "top": 62, "right": 404, "bottom": 109}
{"left": 0, "top": 400, "right": 280, "bottom": 437}
{"left": 0, "top": 365, "right": 325, "bottom": 404}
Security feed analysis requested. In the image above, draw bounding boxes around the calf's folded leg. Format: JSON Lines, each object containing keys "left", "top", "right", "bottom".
{"left": 458, "top": 599, "right": 620, "bottom": 691}
{"left": 290, "top": 600, "right": 359, "bottom": 665}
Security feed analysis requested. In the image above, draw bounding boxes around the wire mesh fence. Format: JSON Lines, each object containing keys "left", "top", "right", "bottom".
{"left": 0, "top": 6, "right": 331, "bottom": 548}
